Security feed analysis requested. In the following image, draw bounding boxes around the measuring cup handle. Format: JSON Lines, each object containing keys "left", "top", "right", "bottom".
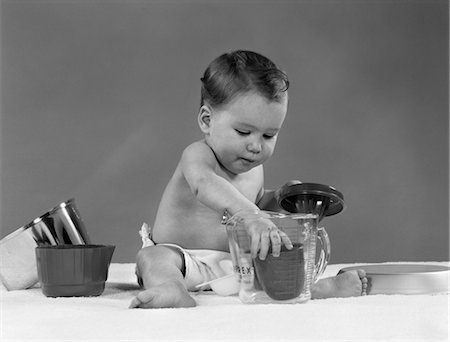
{"left": 314, "top": 227, "right": 331, "bottom": 283}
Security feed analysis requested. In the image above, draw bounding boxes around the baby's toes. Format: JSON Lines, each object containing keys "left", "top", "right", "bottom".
{"left": 356, "top": 269, "right": 368, "bottom": 295}
{"left": 356, "top": 268, "right": 366, "bottom": 279}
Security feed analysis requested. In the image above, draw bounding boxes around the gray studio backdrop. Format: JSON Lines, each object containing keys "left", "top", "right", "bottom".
{"left": 1, "top": 1, "right": 448, "bottom": 263}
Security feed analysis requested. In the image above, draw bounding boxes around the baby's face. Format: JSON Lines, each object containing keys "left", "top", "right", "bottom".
{"left": 205, "top": 92, "right": 287, "bottom": 175}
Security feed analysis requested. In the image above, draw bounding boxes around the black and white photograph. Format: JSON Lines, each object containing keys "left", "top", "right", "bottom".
{"left": 1, "top": 0, "right": 448, "bottom": 340}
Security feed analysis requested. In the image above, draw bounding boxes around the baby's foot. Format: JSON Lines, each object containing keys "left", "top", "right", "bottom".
{"left": 312, "top": 269, "right": 368, "bottom": 299}
{"left": 129, "top": 280, "right": 196, "bottom": 309}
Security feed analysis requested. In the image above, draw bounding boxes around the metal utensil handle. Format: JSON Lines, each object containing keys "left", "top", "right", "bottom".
{"left": 313, "top": 226, "right": 331, "bottom": 283}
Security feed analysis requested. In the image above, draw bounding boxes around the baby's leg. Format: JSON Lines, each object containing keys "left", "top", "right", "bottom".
{"left": 129, "top": 245, "right": 196, "bottom": 309}
{"left": 311, "top": 269, "right": 368, "bottom": 299}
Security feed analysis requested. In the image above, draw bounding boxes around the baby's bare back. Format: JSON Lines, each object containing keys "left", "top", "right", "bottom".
{"left": 151, "top": 159, "right": 262, "bottom": 251}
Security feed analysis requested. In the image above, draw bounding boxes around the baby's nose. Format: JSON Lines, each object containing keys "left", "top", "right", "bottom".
{"left": 247, "top": 141, "right": 262, "bottom": 153}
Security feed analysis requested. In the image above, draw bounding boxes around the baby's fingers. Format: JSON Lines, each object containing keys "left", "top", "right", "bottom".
{"left": 258, "top": 228, "right": 271, "bottom": 260}
{"left": 250, "top": 232, "right": 261, "bottom": 259}
{"left": 278, "top": 230, "right": 293, "bottom": 250}
{"left": 268, "top": 228, "right": 282, "bottom": 258}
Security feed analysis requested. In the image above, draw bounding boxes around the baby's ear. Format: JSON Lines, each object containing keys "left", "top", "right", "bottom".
{"left": 198, "top": 105, "right": 212, "bottom": 134}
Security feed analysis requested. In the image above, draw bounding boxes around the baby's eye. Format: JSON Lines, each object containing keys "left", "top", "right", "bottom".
{"left": 235, "top": 129, "right": 250, "bottom": 136}
{"left": 263, "top": 134, "right": 276, "bottom": 139}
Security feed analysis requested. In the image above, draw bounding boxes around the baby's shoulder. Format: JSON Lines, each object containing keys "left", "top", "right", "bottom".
{"left": 183, "top": 139, "right": 210, "bottom": 152}
{"left": 181, "top": 140, "right": 216, "bottom": 164}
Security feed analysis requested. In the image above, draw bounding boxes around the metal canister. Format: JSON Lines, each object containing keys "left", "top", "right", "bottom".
{"left": 27, "top": 198, "right": 91, "bottom": 245}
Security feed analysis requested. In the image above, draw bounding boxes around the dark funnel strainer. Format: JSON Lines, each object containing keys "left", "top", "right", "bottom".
{"left": 275, "top": 181, "right": 346, "bottom": 221}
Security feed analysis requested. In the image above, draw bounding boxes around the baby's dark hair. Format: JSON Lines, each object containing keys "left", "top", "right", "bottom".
{"left": 200, "top": 50, "right": 289, "bottom": 109}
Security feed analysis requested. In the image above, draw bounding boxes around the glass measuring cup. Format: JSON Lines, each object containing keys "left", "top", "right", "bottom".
{"left": 225, "top": 210, "right": 330, "bottom": 304}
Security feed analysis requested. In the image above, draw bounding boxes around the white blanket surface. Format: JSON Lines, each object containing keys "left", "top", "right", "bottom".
{"left": 1, "top": 262, "right": 449, "bottom": 341}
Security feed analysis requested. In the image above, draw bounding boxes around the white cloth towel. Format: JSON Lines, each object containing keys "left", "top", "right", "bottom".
{"left": 1, "top": 262, "right": 448, "bottom": 341}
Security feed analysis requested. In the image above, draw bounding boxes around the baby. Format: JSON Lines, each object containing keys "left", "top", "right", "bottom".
{"left": 130, "top": 50, "right": 367, "bottom": 308}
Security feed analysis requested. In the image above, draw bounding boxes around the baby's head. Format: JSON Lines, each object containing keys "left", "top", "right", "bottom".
{"left": 200, "top": 50, "right": 289, "bottom": 109}
{"left": 198, "top": 51, "right": 289, "bottom": 175}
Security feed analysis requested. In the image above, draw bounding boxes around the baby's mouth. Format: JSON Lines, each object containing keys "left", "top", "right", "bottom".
{"left": 240, "top": 157, "right": 256, "bottom": 164}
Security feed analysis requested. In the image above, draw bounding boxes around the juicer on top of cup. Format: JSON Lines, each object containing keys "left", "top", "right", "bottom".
{"left": 224, "top": 181, "right": 345, "bottom": 304}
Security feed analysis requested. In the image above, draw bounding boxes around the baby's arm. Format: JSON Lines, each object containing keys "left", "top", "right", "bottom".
{"left": 181, "top": 142, "right": 292, "bottom": 259}
{"left": 181, "top": 142, "right": 259, "bottom": 216}
{"left": 256, "top": 189, "right": 284, "bottom": 212}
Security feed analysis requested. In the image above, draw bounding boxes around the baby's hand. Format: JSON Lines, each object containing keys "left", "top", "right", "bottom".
{"left": 245, "top": 215, "right": 293, "bottom": 260}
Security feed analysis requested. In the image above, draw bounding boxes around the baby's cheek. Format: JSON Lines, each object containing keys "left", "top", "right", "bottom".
{"left": 263, "top": 147, "right": 275, "bottom": 160}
